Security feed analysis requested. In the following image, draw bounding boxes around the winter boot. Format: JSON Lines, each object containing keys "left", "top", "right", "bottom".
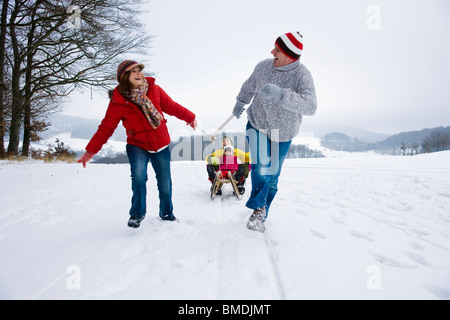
{"left": 233, "top": 165, "right": 245, "bottom": 182}
{"left": 247, "top": 207, "right": 266, "bottom": 233}
{"left": 236, "top": 180, "right": 245, "bottom": 195}
{"left": 128, "top": 215, "right": 145, "bottom": 228}
{"left": 160, "top": 213, "right": 177, "bottom": 221}
{"left": 206, "top": 164, "right": 217, "bottom": 181}
{"left": 210, "top": 182, "right": 222, "bottom": 196}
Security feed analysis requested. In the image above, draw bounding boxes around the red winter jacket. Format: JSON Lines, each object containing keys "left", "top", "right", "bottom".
{"left": 85, "top": 77, "right": 196, "bottom": 154}
{"left": 219, "top": 155, "right": 240, "bottom": 171}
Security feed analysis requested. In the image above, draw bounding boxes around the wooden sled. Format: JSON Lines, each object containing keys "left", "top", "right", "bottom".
{"left": 210, "top": 171, "right": 242, "bottom": 200}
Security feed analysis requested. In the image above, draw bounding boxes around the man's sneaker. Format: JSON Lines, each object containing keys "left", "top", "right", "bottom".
{"left": 247, "top": 207, "right": 266, "bottom": 233}
{"left": 128, "top": 215, "right": 145, "bottom": 228}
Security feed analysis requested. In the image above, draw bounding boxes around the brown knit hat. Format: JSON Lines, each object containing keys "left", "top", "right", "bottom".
{"left": 117, "top": 60, "right": 145, "bottom": 82}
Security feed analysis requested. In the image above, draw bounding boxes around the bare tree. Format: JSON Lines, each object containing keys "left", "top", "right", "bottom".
{"left": 411, "top": 142, "right": 419, "bottom": 155}
{"left": 2, "top": 0, "right": 152, "bottom": 156}
{"left": 422, "top": 128, "right": 450, "bottom": 153}
{"left": 400, "top": 142, "right": 407, "bottom": 156}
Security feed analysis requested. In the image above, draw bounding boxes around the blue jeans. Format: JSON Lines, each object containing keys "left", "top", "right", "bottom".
{"left": 126, "top": 144, "right": 174, "bottom": 220}
{"left": 246, "top": 122, "right": 292, "bottom": 218}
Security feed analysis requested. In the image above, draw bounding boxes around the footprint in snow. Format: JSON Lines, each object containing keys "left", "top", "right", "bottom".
{"left": 369, "top": 252, "right": 417, "bottom": 269}
{"left": 405, "top": 252, "right": 431, "bottom": 267}
{"left": 349, "top": 230, "right": 374, "bottom": 242}
{"left": 422, "top": 284, "right": 450, "bottom": 300}
{"left": 310, "top": 229, "right": 326, "bottom": 239}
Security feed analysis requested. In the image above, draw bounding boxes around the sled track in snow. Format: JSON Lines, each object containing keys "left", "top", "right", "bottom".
{"left": 263, "top": 233, "right": 286, "bottom": 300}
{"left": 31, "top": 227, "right": 129, "bottom": 300}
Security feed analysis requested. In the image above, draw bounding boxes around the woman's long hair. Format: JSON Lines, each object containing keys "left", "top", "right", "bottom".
{"left": 118, "top": 71, "right": 132, "bottom": 97}
{"left": 108, "top": 70, "right": 133, "bottom": 100}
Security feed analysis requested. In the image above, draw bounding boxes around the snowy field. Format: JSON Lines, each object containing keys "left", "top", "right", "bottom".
{"left": 1, "top": 151, "right": 450, "bottom": 300}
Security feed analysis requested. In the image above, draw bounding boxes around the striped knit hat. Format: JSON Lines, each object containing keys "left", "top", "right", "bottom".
{"left": 117, "top": 60, "right": 145, "bottom": 82}
{"left": 275, "top": 32, "right": 304, "bottom": 60}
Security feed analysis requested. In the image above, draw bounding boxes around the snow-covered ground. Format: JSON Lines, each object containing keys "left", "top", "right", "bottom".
{"left": 1, "top": 151, "right": 450, "bottom": 300}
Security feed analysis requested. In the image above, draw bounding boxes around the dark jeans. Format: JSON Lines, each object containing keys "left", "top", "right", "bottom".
{"left": 126, "top": 144, "right": 174, "bottom": 220}
{"left": 245, "top": 122, "right": 292, "bottom": 218}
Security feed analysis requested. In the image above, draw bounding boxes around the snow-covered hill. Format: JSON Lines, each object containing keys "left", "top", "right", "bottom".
{"left": 1, "top": 152, "right": 449, "bottom": 299}
{"left": 36, "top": 133, "right": 127, "bottom": 158}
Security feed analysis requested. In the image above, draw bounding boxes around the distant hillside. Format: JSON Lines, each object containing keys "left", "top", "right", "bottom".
{"left": 39, "top": 115, "right": 449, "bottom": 159}
{"left": 321, "top": 126, "right": 450, "bottom": 155}
{"left": 300, "top": 122, "right": 391, "bottom": 143}
{"left": 46, "top": 115, "right": 391, "bottom": 144}
{"left": 43, "top": 114, "right": 127, "bottom": 142}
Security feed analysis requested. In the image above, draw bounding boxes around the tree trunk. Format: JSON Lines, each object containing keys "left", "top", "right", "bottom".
{"left": 6, "top": 2, "right": 22, "bottom": 156}
{"left": 21, "top": 5, "right": 38, "bottom": 158}
{"left": 7, "top": 80, "right": 22, "bottom": 156}
{"left": 21, "top": 100, "right": 31, "bottom": 157}
{"left": 0, "top": 0, "right": 9, "bottom": 158}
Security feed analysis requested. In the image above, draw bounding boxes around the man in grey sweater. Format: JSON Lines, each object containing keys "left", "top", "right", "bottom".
{"left": 233, "top": 31, "right": 317, "bottom": 232}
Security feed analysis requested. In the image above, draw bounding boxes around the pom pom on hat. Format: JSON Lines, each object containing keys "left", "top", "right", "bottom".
{"left": 275, "top": 32, "right": 304, "bottom": 60}
{"left": 117, "top": 60, "right": 145, "bottom": 82}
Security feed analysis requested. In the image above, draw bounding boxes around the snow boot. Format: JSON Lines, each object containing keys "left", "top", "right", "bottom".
{"left": 236, "top": 180, "right": 245, "bottom": 195}
{"left": 160, "top": 213, "right": 177, "bottom": 222}
{"left": 233, "top": 165, "right": 245, "bottom": 182}
{"left": 232, "top": 185, "right": 245, "bottom": 196}
{"left": 228, "top": 171, "right": 242, "bottom": 200}
{"left": 128, "top": 215, "right": 145, "bottom": 228}
{"left": 247, "top": 207, "right": 266, "bottom": 233}
{"left": 210, "top": 171, "right": 223, "bottom": 200}
{"left": 207, "top": 164, "right": 217, "bottom": 181}
{"left": 210, "top": 182, "right": 222, "bottom": 196}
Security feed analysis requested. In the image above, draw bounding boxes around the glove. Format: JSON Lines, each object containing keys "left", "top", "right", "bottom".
{"left": 209, "top": 156, "right": 219, "bottom": 166}
{"left": 188, "top": 119, "right": 197, "bottom": 130}
{"left": 259, "top": 83, "right": 283, "bottom": 101}
{"left": 77, "top": 151, "right": 95, "bottom": 168}
{"left": 232, "top": 101, "right": 245, "bottom": 119}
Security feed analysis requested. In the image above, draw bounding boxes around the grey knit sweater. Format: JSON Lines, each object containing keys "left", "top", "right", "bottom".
{"left": 236, "top": 58, "right": 317, "bottom": 142}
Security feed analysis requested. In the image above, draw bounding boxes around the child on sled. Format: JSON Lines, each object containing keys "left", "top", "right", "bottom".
{"left": 210, "top": 145, "right": 245, "bottom": 197}
{"left": 206, "top": 136, "right": 250, "bottom": 196}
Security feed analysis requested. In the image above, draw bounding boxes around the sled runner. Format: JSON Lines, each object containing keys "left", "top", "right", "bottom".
{"left": 210, "top": 171, "right": 243, "bottom": 200}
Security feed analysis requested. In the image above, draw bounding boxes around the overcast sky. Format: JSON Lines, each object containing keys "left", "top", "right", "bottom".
{"left": 64, "top": 0, "right": 450, "bottom": 136}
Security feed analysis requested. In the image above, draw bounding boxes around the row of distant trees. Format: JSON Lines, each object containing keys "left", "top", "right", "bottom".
{"left": 0, "top": 0, "right": 151, "bottom": 158}
{"left": 401, "top": 129, "right": 450, "bottom": 155}
{"left": 321, "top": 127, "right": 450, "bottom": 155}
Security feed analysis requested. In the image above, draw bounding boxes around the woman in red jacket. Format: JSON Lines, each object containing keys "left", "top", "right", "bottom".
{"left": 78, "top": 60, "right": 197, "bottom": 228}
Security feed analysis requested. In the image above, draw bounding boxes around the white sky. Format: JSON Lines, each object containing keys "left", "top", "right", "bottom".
{"left": 63, "top": 0, "right": 450, "bottom": 135}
